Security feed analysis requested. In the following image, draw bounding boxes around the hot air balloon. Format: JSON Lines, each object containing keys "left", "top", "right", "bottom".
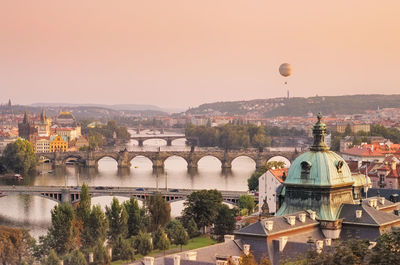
{"left": 279, "top": 63, "right": 292, "bottom": 98}
{"left": 279, "top": 63, "right": 292, "bottom": 77}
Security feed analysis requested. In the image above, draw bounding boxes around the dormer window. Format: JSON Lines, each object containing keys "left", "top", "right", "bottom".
{"left": 301, "top": 161, "right": 312, "bottom": 179}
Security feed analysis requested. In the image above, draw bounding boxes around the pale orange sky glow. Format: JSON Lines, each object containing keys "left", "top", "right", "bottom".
{"left": 1, "top": 1, "right": 399, "bottom": 108}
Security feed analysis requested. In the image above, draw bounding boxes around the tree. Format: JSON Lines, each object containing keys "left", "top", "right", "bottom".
{"left": 124, "top": 197, "right": 147, "bottom": 237}
{"left": 48, "top": 203, "right": 75, "bottom": 255}
{"left": 83, "top": 205, "right": 108, "bottom": 249}
{"left": 134, "top": 231, "right": 153, "bottom": 255}
{"left": 93, "top": 240, "right": 110, "bottom": 265}
{"left": 166, "top": 220, "right": 188, "bottom": 251}
{"left": 112, "top": 235, "right": 135, "bottom": 261}
{"left": 370, "top": 230, "right": 400, "bottom": 265}
{"left": 213, "top": 205, "right": 236, "bottom": 241}
{"left": 185, "top": 218, "right": 200, "bottom": 238}
{"left": 153, "top": 227, "right": 170, "bottom": 251}
{"left": 238, "top": 195, "right": 256, "bottom": 215}
{"left": 106, "top": 197, "right": 128, "bottom": 245}
{"left": 344, "top": 124, "right": 352, "bottom": 136}
{"left": 182, "top": 190, "right": 223, "bottom": 233}
{"left": 238, "top": 252, "right": 258, "bottom": 265}
{"left": 1, "top": 138, "right": 37, "bottom": 174}
{"left": 64, "top": 249, "right": 88, "bottom": 265}
{"left": 0, "top": 226, "right": 35, "bottom": 265}
{"left": 46, "top": 249, "right": 60, "bottom": 265}
{"left": 76, "top": 183, "right": 91, "bottom": 249}
{"left": 146, "top": 193, "right": 171, "bottom": 232}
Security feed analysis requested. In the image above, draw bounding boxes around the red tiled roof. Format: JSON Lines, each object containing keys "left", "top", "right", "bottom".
{"left": 269, "top": 168, "right": 288, "bottom": 183}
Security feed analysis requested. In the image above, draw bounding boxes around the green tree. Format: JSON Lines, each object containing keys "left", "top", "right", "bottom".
{"left": 185, "top": 218, "right": 200, "bottom": 238}
{"left": 344, "top": 124, "right": 352, "bottom": 136}
{"left": 1, "top": 138, "right": 37, "bottom": 174}
{"left": 106, "top": 197, "right": 128, "bottom": 245}
{"left": 213, "top": 205, "right": 236, "bottom": 241}
{"left": 64, "top": 249, "right": 88, "bottom": 265}
{"left": 152, "top": 227, "right": 170, "bottom": 251}
{"left": 83, "top": 205, "right": 108, "bottom": 249}
{"left": 112, "top": 235, "right": 135, "bottom": 261}
{"left": 124, "top": 197, "right": 147, "bottom": 237}
{"left": 370, "top": 230, "right": 400, "bottom": 265}
{"left": 146, "top": 193, "right": 171, "bottom": 232}
{"left": 48, "top": 203, "right": 75, "bottom": 255}
{"left": 166, "top": 220, "right": 188, "bottom": 251}
{"left": 46, "top": 249, "right": 60, "bottom": 265}
{"left": 76, "top": 183, "right": 91, "bottom": 249}
{"left": 182, "top": 190, "right": 223, "bottom": 233}
{"left": 93, "top": 240, "right": 110, "bottom": 265}
{"left": 247, "top": 161, "right": 286, "bottom": 191}
{"left": 238, "top": 195, "right": 256, "bottom": 215}
{"left": 134, "top": 231, "right": 153, "bottom": 255}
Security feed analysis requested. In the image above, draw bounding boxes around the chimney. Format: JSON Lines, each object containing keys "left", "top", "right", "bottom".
{"left": 391, "top": 161, "right": 397, "bottom": 171}
{"left": 356, "top": 210, "right": 362, "bottom": 218}
{"left": 231, "top": 256, "right": 240, "bottom": 265}
{"left": 286, "top": 216, "right": 296, "bottom": 226}
{"left": 265, "top": 221, "right": 273, "bottom": 231}
{"left": 184, "top": 252, "right": 197, "bottom": 261}
{"left": 309, "top": 210, "right": 316, "bottom": 220}
{"left": 324, "top": 238, "right": 332, "bottom": 246}
{"left": 243, "top": 244, "right": 250, "bottom": 256}
{"left": 144, "top": 257, "right": 154, "bottom": 265}
{"left": 379, "top": 197, "right": 385, "bottom": 205}
{"left": 368, "top": 199, "right": 377, "bottom": 208}
{"left": 298, "top": 213, "right": 306, "bottom": 223}
{"left": 89, "top": 252, "right": 94, "bottom": 263}
{"left": 173, "top": 255, "right": 181, "bottom": 265}
{"left": 279, "top": 236, "right": 288, "bottom": 252}
{"left": 315, "top": 240, "right": 324, "bottom": 253}
{"left": 224, "top": 235, "right": 235, "bottom": 243}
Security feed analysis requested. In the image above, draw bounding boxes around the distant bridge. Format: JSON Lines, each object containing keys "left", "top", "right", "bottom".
{"left": 130, "top": 135, "right": 186, "bottom": 147}
{"left": 37, "top": 149, "right": 299, "bottom": 169}
{"left": 0, "top": 186, "right": 252, "bottom": 205}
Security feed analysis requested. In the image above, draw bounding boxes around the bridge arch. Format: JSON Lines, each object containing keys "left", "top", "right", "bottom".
{"left": 62, "top": 155, "right": 84, "bottom": 165}
{"left": 231, "top": 155, "right": 257, "bottom": 168}
{"left": 162, "top": 155, "right": 189, "bottom": 167}
{"left": 197, "top": 155, "right": 223, "bottom": 168}
{"left": 142, "top": 138, "right": 167, "bottom": 146}
{"left": 129, "top": 155, "right": 154, "bottom": 169}
{"left": 266, "top": 155, "right": 291, "bottom": 168}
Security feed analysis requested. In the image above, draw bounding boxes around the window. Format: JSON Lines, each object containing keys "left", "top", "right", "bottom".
{"left": 301, "top": 161, "right": 312, "bottom": 179}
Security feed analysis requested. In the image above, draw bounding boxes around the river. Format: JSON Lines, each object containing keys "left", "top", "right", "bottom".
{"left": 0, "top": 129, "right": 289, "bottom": 239}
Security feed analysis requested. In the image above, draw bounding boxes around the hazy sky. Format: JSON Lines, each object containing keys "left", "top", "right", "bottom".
{"left": 1, "top": 1, "right": 399, "bottom": 109}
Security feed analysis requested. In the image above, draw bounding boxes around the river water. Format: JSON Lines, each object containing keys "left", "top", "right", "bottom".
{"left": 0, "top": 130, "right": 288, "bottom": 239}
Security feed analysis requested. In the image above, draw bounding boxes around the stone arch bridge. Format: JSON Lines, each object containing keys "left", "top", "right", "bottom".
{"left": 37, "top": 149, "right": 299, "bottom": 169}
{"left": 130, "top": 135, "right": 186, "bottom": 147}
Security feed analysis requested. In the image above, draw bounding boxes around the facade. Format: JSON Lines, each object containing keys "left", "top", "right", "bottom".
{"left": 34, "top": 137, "right": 50, "bottom": 153}
{"left": 258, "top": 168, "right": 288, "bottom": 214}
{"left": 35, "top": 109, "right": 51, "bottom": 137}
{"left": 360, "top": 156, "right": 400, "bottom": 189}
{"left": 332, "top": 122, "right": 370, "bottom": 134}
{"left": 50, "top": 135, "right": 68, "bottom": 152}
{"left": 234, "top": 114, "right": 400, "bottom": 265}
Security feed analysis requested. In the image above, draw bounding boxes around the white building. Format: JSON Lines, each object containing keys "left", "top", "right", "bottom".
{"left": 258, "top": 168, "right": 288, "bottom": 214}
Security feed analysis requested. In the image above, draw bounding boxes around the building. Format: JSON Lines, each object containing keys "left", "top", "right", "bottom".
{"left": 259, "top": 168, "right": 288, "bottom": 215}
{"left": 18, "top": 111, "right": 37, "bottom": 141}
{"left": 55, "top": 111, "right": 78, "bottom": 127}
{"left": 50, "top": 135, "right": 68, "bottom": 152}
{"left": 341, "top": 141, "right": 400, "bottom": 162}
{"left": 233, "top": 114, "right": 400, "bottom": 264}
{"left": 332, "top": 122, "right": 370, "bottom": 134}
{"left": 35, "top": 109, "right": 51, "bottom": 137}
{"left": 360, "top": 156, "right": 400, "bottom": 189}
{"left": 34, "top": 137, "right": 50, "bottom": 153}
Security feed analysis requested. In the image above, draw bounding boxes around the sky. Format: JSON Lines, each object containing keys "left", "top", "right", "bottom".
{"left": 1, "top": 1, "right": 399, "bottom": 109}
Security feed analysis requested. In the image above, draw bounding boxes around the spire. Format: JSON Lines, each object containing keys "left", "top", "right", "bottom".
{"left": 23, "top": 110, "right": 30, "bottom": 124}
{"left": 310, "top": 112, "right": 329, "bottom": 152}
{"left": 40, "top": 108, "right": 46, "bottom": 122}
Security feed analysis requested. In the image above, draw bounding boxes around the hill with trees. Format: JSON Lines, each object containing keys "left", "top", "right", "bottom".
{"left": 186, "top": 94, "right": 400, "bottom": 117}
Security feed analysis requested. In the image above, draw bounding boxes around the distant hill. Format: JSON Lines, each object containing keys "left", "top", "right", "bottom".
{"left": 31, "top": 103, "right": 182, "bottom": 114}
{"left": 186, "top": 94, "right": 400, "bottom": 117}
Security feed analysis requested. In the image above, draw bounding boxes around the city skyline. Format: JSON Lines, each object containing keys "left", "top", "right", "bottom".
{"left": 1, "top": 1, "right": 399, "bottom": 108}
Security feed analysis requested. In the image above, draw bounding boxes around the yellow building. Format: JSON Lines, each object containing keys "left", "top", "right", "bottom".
{"left": 50, "top": 135, "right": 68, "bottom": 152}
{"left": 34, "top": 137, "right": 50, "bottom": 153}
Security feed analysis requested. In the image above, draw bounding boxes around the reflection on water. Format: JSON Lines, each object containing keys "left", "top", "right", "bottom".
{"left": 0, "top": 130, "right": 260, "bottom": 238}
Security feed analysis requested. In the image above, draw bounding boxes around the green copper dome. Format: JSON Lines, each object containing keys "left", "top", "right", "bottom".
{"left": 276, "top": 113, "right": 355, "bottom": 220}
{"left": 284, "top": 151, "right": 354, "bottom": 187}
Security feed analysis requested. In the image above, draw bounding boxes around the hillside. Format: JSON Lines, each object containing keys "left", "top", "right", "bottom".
{"left": 186, "top": 94, "right": 400, "bottom": 117}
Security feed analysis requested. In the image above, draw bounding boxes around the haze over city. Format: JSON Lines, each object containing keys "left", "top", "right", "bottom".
{"left": 1, "top": 1, "right": 399, "bottom": 109}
